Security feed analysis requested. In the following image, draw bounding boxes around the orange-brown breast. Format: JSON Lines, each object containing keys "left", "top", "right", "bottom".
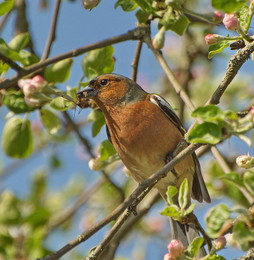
{"left": 103, "top": 100, "right": 195, "bottom": 195}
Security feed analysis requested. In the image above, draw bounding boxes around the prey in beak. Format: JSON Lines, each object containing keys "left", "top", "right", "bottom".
{"left": 77, "top": 82, "right": 98, "bottom": 109}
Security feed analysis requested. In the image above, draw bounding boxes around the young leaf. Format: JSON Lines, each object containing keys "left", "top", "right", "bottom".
{"left": 166, "top": 185, "right": 178, "bottom": 205}
{"left": 115, "top": 0, "right": 137, "bottom": 11}
{"left": 44, "top": 59, "right": 73, "bottom": 83}
{"left": 211, "top": 0, "right": 246, "bottom": 13}
{"left": 9, "top": 32, "right": 30, "bottom": 51}
{"left": 0, "top": 0, "right": 14, "bottom": 16}
{"left": 167, "top": 13, "right": 190, "bottom": 36}
{"left": 160, "top": 205, "right": 181, "bottom": 218}
{"left": 191, "top": 105, "right": 224, "bottom": 121}
{"left": 238, "top": 5, "right": 250, "bottom": 32}
{"left": 178, "top": 178, "right": 189, "bottom": 210}
{"left": 208, "top": 40, "right": 230, "bottom": 59}
{"left": 88, "top": 109, "right": 105, "bottom": 137}
{"left": 2, "top": 116, "right": 33, "bottom": 159}
{"left": 3, "top": 90, "right": 36, "bottom": 113}
{"left": 187, "top": 122, "right": 222, "bottom": 144}
{"left": 186, "top": 237, "right": 204, "bottom": 257}
{"left": 82, "top": 46, "right": 114, "bottom": 80}
{"left": 40, "top": 109, "right": 61, "bottom": 134}
{"left": 98, "top": 140, "right": 116, "bottom": 161}
{"left": 206, "top": 204, "right": 230, "bottom": 238}
{"left": 220, "top": 172, "right": 244, "bottom": 187}
{"left": 184, "top": 203, "right": 195, "bottom": 215}
{"left": 50, "top": 97, "right": 74, "bottom": 111}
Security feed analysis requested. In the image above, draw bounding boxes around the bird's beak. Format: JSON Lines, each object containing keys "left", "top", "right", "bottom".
{"left": 76, "top": 87, "right": 98, "bottom": 108}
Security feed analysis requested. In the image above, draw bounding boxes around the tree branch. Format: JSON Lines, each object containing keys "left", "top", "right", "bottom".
{"left": 208, "top": 41, "right": 254, "bottom": 105}
{"left": 131, "top": 40, "right": 143, "bottom": 82}
{"left": 0, "top": 25, "right": 149, "bottom": 90}
{"left": 0, "top": 53, "right": 24, "bottom": 72}
{"left": 41, "top": 0, "right": 61, "bottom": 60}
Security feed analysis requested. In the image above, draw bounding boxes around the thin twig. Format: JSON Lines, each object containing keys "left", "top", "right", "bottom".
{"left": 208, "top": 41, "right": 254, "bottom": 105}
{"left": 38, "top": 143, "right": 202, "bottom": 260}
{"left": 131, "top": 40, "right": 143, "bottom": 82}
{"left": 41, "top": 0, "right": 61, "bottom": 60}
{"left": 0, "top": 53, "right": 24, "bottom": 72}
{"left": 0, "top": 25, "right": 149, "bottom": 90}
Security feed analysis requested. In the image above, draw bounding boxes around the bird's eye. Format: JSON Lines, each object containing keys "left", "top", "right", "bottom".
{"left": 100, "top": 79, "right": 108, "bottom": 86}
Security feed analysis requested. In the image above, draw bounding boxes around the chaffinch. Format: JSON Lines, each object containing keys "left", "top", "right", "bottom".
{"left": 77, "top": 73, "right": 210, "bottom": 251}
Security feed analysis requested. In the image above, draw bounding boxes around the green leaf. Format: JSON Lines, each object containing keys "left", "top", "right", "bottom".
{"left": 3, "top": 90, "right": 36, "bottom": 113}
{"left": 115, "top": 0, "right": 137, "bottom": 11}
{"left": 208, "top": 40, "right": 230, "bottom": 59}
{"left": 135, "top": 9, "right": 150, "bottom": 23}
{"left": 184, "top": 203, "right": 195, "bottom": 215}
{"left": 40, "top": 109, "right": 61, "bottom": 134}
{"left": 211, "top": 0, "right": 247, "bottom": 13}
{"left": 233, "top": 222, "right": 254, "bottom": 251}
{"left": 243, "top": 171, "right": 254, "bottom": 195}
{"left": 88, "top": 109, "right": 105, "bottom": 137}
{"left": 220, "top": 172, "right": 244, "bottom": 186}
{"left": 166, "top": 185, "right": 178, "bottom": 205}
{"left": 9, "top": 32, "right": 30, "bottom": 51}
{"left": 2, "top": 116, "right": 33, "bottom": 159}
{"left": 45, "top": 58, "right": 73, "bottom": 83}
{"left": 0, "top": 59, "right": 9, "bottom": 73}
{"left": 133, "top": 0, "right": 154, "bottom": 13}
{"left": 0, "top": 0, "right": 14, "bottom": 16}
{"left": 160, "top": 8, "right": 189, "bottom": 35}
{"left": 160, "top": 205, "right": 181, "bottom": 218}
{"left": 238, "top": 5, "right": 250, "bottom": 32}
{"left": 186, "top": 237, "right": 204, "bottom": 258}
{"left": 98, "top": 140, "right": 116, "bottom": 161}
{"left": 192, "top": 105, "right": 224, "bottom": 121}
{"left": 178, "top": 178, "right": 189, "bottom": 210}
{"left": 50, "top": 97, "right": 74, "bottom": 111}
{"left": 206, "top": 204, "right": 230, "bottom": 238}
{"left": 18, "top": 50, "right": 39, "bottom": 66}
{"left": 206, "top": 255, "right": 226, "bottom": 260}
{"left": 187, "top": 122, "right": 222, "bottom": 144}
{"left": 82, "top": 46, "right": 114, "bottom": 80}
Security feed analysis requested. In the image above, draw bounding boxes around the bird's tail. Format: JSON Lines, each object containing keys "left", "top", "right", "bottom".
{"left": 169, "top": 218, "right": 207, "bottom": 257}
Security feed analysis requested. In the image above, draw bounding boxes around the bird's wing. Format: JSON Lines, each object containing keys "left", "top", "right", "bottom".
{"left": 149, "top": 94, "right": 186, "bottom": 135}
{"left": 149, "top": 94, "right": 210, "bottom": 203}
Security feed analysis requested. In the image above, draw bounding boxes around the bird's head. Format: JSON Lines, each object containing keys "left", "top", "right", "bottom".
{"left": 77, "top": 74, "right": 147, "bottom": 108}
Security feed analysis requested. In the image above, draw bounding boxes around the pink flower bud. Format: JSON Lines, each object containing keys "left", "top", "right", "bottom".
{"left": 22, "top": 84, "right": 37, "bottom": 97}
{"left": 167, "top": 240, "right": 185, "bottom": 257}
{"left": 223, "top": 13, "right": 239, "bottom": 31}
{"left": 214, "top": 236, "right": 227, "bottom": 250}
{"left": 213, "top": 11, "right": 224, "bottom": 23}
{"left": 164, "top": 253, "right": 175, "bottom": 260}
{"left": 18, "top": 79, "right": 32, "bottom": 89}
{"left": 152, "top": 27, "right": 165, "bottom": 50}
{"left": 31, "top": 75, "right": 47, "bottom": 90}
{"left": 204, "top": 34, "right": 225, "bottom": 45}
{"left": 83, "top": 0, "right": 100, "bottom": 10}
{"left": 236, "top": 155, "right": 254, "bottom": 169}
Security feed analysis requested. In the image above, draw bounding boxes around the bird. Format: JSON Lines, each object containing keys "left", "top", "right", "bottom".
{"left": 77, "top": 73, "right": 211, "bottom": 252}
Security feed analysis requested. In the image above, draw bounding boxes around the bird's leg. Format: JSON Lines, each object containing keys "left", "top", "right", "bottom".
{"left": 165, "top": 152, "right": 178, "bottom": 177}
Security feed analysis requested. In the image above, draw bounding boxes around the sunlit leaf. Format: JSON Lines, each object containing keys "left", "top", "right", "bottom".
{"left": 2, "top": 116, "right": 33, "bottom": 158}
{"left": 166, "top": 185, "right": 178, "bottom": 205}
{"left": 186, "top": 237, "right": 204, "bottom": 258}
{"left": 211, "top": 0, "right": 246, "bottom": 13}
{"left": 40, "top": 109, "right": 61, "bottom": 134}
{"left": 233, "top": 222, "right": 254, "bottom": 251}
{"left": 160, "top": 205, "right": 181, "bottom": 218}
{"left": 9, "top": 32, "right": 30, "bottom": 51}
{"left": 98, "top": 140, "right": 116, "bottom": 161}
{"left": 208, "top": 40, "right": 230, "bottom": 59}
{"left": 115, "top": 0, "right": 137, "bottom": 11}
{"left": 243, "top": 171, "right": 254, "bottom": 195}
{"left": 187, "top": 122, "right": 221, "bottom": 144}
{"left": 50, "top": 97, "right": 74, "bottom": 111}
{"left": 45, "top": 59, "right": 73, "bottom": 83}
{"left": 88, "top": 109, "right": 105, "bottom": 137}
{"left": 0, "top": 0, "right": 14, "bottom": 16}
{"left": 178, "top": 178, "right": 189, "bottom": 210}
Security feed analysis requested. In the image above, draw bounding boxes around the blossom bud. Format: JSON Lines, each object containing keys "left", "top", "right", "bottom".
{"left": 223, "top": 13, "right": 239, "bottom": 31}
{"left": 22, "top": 84, "right": 37, "bottom": 97}
{"left": 88, "top": 157, "right": 104, "bottom": 171}
{"left": 31, "top": 75, "right": 47, "bottom": 90}
{"left": 18, "top": 79, "right": 32, "bottom": 89}
{"left": 164, "top": 253, "right": 175, "bottom": 260}
{"left": 167, "top": 239, "right": 185, "bottom": 257}
{"left": 236, "top": 155, "right": 254, "bottom": 169}
{"left": 204, "top": 34, "right": 225, "bottom": 45}
{"left": 83, "top": 0, "right": 100, "bottom": 10}
{"left": 214, "top": 236, "right": 227, "bottom": 250}
{"left": 152, "top": 27, "right": 165, "bottom": 50}
{"left": 213, "top": 11, "right": 224, "bottom": 23}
